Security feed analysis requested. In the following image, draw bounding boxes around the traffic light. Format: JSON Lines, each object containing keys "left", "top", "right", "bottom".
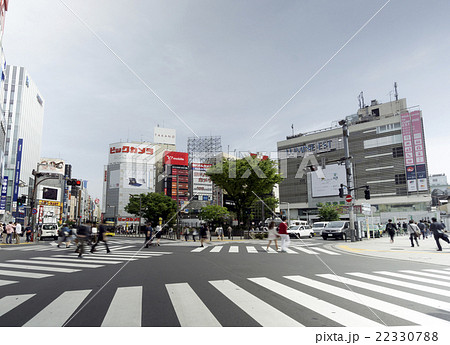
{"left": 67, "top": 178, "right": 81, "bottom": 186}
{"left": 339, "top": 184, "right": 344, "bottom": 198}
{"left": 17, "top": 195, "right": 26, "bottom": 206}
{"left": 74, "top": 179, "right": 81, "bottom": 186}
{"left": 364, "top": 186, "right": 370, "bottom": 200}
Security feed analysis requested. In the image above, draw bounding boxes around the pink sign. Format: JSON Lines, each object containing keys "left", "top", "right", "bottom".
{"left": 401, "top": 112, "right": 417, "bottom": 192}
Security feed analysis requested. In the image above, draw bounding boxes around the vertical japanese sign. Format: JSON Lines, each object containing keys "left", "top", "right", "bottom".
{"left": 400, "top": 113, "right": 417, "bottom": 192}
{"left": 0, "top": 176, "right": 8, "bottom": 214}
{"left": 411, "top": 111, "right": 428, "bottom": 191}
{"left": 13, "top": 138, "right": 24, "bottom": 211}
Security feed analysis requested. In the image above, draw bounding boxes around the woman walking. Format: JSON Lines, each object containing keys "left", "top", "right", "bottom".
{"left": 407, "top": 220, "right": 420, "bottom": 247}
{"left": 266, "top": 221, "right": 280, "bottom": 252}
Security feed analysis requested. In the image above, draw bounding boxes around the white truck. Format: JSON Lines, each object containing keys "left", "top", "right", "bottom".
{"left": 39, "top": 213, "right": 59, "bottom": 240}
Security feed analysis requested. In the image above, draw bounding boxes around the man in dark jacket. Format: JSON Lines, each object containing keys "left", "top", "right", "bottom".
{"left": 75, "top": 224, "right": 90, "bottom": 258}
{"left": 144, "top": 222, "right": 153, "bottom": 248}
{"left": 430, "top": 217, "right": 449, "bottom": 251}
{"left": 91, "top": 222, "right": 111, "bottom": 253}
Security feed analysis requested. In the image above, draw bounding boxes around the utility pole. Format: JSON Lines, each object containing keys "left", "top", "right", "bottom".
{"left": 339, "top": 119, "right": 357, "bottom": 242}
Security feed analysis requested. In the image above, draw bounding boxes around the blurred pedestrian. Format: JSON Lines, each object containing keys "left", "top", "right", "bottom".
{"left": 15, "top": 222, "right": 22, "bottom": 244}
{"left": 155, "top": 224, "right": 162, "bottom": 246}
{"left": 192, "top": 227, "right": 197, "bottom": 242}
{"left": 144, "top": 222, "right": 153, "bottom": 248}
{"left": 91, "top": 222, "right": 111, "bottom": 253}
{"left": 430, "top": 217, "right": 450, "bottom": 251}
{"left": 75, "top": 224, "right": 90, "bottom": 258}
{"left": 227, "top": 225, "right": 233, "bottom": 239}
{"left": 5, "top": 222, "right": 14, "bottom": 244}
{"left": 418, "top": 220, "right": 426, "bottom": 239}
{"left": 407, "top": 220, "right": 420, "bottom": 247}
{"left": 266, "top": 221, "right": 280, "bottom": 252}
{"left": 215, "top": 226, "right": 224, "bottom": 241}
{"left": 278, "top": 216, "right": 290, "bottom": 252}
{"left": 200, "top": 223, "right": 209, "bottom": 247}
{"left": 25, "top": 225, "right": 32, "bottom": 242}
{"left": 385, "top": 219, "right": 397, "bottom": 243}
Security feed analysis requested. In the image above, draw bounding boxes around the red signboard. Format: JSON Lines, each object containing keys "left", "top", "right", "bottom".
{"left": 164, "top": 151, "right": 189, "bottom": 166}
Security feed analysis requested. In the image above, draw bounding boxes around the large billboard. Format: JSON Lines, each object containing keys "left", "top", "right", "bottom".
{"left": 109, "top": 143, "right": 156, "bottom": 164}
{"left": 164, "top": 151, "right": 188, "bottom": 166}
{"left": 411, "top": 111, "right": 428, "bottom": 191}
{"left": 191, "top": 162, "right": 213, "bottom": 199}
{"left": 38, "top": 157, "right": 65, "bottom": 175}
{"left": 154, "top": 127, "right": 176, "bottom": 145}
{"left": 310, "top": 164, "right": 346, "bottom": 198}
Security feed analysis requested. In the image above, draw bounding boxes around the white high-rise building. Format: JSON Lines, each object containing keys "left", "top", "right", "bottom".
{"left": 1, "top": 65, "right": 44, "bottom": 221}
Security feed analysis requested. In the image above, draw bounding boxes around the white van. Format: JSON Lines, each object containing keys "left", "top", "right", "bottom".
{"left": 289, "top": 220, "right": 308, "bottom": 227}
{"left": 312, "top": 222, "right": 329, "bottom": 236}
{"left": 39, "top": 223, "right": 59, "bottom": 240}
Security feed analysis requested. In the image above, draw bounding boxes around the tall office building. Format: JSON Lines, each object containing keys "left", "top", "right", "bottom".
{"left": 0, "top": 0, "right": 9, "bottom": 181}
{"left": 1, "top": 66, "right": 44, "bottom": 221}
{"left": 277, "top": 96, "right": 432, "bottom": 223}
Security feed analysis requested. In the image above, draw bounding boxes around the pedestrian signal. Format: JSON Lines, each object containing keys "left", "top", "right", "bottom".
{"left": 364, "top": 186, "right": 370, "bottom": 200}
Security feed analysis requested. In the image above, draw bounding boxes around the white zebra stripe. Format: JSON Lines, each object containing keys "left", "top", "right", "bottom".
{"left": 285, "top": 275, "right": 450, "bottom": 326}
{"left": 166, "top": 282, "right": 221, "bottom": 327}
{"left": 102, "top": 286, "right": 142, "bottom": 327}
{"left": 0, "top": 269, "right": 53, "bottom": 279}
{"left": 23, "top": 290, "right": 91, "bottom": 327}
{"left": 229, "top": 246, "right": 239, "bottom": 253}
{"left": 375, "top": 271, "right": 450, "bottom": 288}
{"left": 0, "top": 279, "right": 18, "bottom": 287}
{"left": 0, "top": 263, "right": 80, "bottom": 273}
{"left": 318, "top": 273, "right": 450, "bottom": 312}
{"left": 249, "top": 277, "right": 381, "bottom": 327}
{"left": 8, "top": 259, "right": 103, "bottom": 269}
{"left": 210, "top": 279, "right": 303, "bottom": 327}
{"left": 311, "top": 247, "right": 341, "bottom": 255}
{"left": 246, "top": 246, "right": 258, "bottom": 253}
{"left": 210, "top": 246, "right": 223, "bottom": 253}
{"left": 399, "top": 270, "right": 450, "bottom": 281}
{"left": 0, "top": 294, "right": 35, "bottom": 317}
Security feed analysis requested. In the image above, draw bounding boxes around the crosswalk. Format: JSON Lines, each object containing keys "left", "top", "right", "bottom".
{"left": 0, "top": 250, "right": 172, "bottom": 287}
{"left": 0, "top": 244, "right": 140, "bottom": 252}
{"left": 190, "top": 244, "right": 340, "bottom": 255}
{"left": 3, "top": 267, "right": 450, "bottom": 326}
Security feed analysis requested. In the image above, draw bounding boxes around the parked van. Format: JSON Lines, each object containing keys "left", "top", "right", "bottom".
{"left": 289, "top": 220, "right": 308, "bottom": 227}
{"left": 312, "top": 221, "right": 329, "bottom": 236}
{"left": 321, "top": 221, "right": 350, "bottom": 240}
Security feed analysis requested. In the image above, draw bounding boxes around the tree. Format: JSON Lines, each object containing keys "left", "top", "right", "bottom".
{"left": 317, "top": 203, "right": 341, "bottom": 221}
{"left": 125, "top": 193, "right": 177, "bottom": 226}
{"left": 206, "top": 157, "right": 282, "bottom": 228}
{"left": 199, "top": 205, "right": 230, "bottom": 226}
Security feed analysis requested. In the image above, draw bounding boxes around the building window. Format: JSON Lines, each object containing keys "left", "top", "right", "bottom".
{"left": 395, "top": 174, "right": 406, "bottom": 185}
{"left": 392, "top": 147, "right": 403, "bottom": 158}
{"left": 377, "top": 122, "right": 401, "bottom": 134}
{"left": 364, "top": 134, "right": 402, "bottom": 149}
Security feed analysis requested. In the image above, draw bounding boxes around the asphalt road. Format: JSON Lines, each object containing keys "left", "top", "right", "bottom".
{"left": 1, "top": 236, "right": 450, "bottom": 329}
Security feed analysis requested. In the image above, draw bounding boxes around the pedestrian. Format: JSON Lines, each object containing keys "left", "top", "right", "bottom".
{"left": 266, "top": 221, "right": 280, "bottom": 251}
{"left": 200, "top": 223, "right": 209, "bottom": 247}
{"left": 155, "top": 224, "right": 162, "bottom": 246}
{"left": 15, "top": 222, "right": 22, "bottom": 244}
{"left": 91, "top": 222, "right": 111, "bottom": 253}
{"left": 407, "top": 220, "right": 420, "bottom": 247}
{"left": 5, "top": 222, "right": 14, "bottom": 244}
{"left": 75, "top": 224, "right": 90, "bottom": 258}
{"left": 385, "top": 219, "right": 397, "bottom": 243}
{"left": 430, "top": 217, "right": 450, "bottom": 252}
{"left": 57, "top": 225, "right": 65, "bottom": 247}
{"left": 278, "top": 216, "right": 290, "bottom": 252}
{"left": 24, "top": 225, "right": 32, "bottom": 242}
{"left": 418, "top": 220, "right": 426, "bottom": 239}
{"left": 144, "top": 222, "right": 153, "bottom": 248}
{"left": 182, "top": 226, "right": 189, "bottom": 241}
{"left": 227, "top": 225, "right": 232, "bottom": 239}
{"left": 1, "top": 223, "right": 5, "bottom": 243}
{"left": 64, "top": 224, "right": 72, "bottom": 248}
{"left": 215, "top": 226, "right": 224, "bottom": 241}
{"left": 192, "top": 227, "right": 197, "bottom": 242}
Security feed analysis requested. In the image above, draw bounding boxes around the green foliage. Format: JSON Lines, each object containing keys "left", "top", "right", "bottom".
{"left": 317, "top": 203, "right": 341, "bottom": 221}
{"left": 207, "top": 157, "right": 282, "bottom": 227}
{"left": 125, "top": 193, "right": 177, "bottom": 226}
{"left": 199, "top": 205, "right": 230, "bottom": 226}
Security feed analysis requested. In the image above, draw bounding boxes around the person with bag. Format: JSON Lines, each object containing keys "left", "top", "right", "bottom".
{"left": 266, "top": 221, "right": 280, "bottom": 252}
{"left": 144, "top": 222, "right": 153, "bottom": 248}
{"left": 278, "top": 216, "right": 290, "bottom": 252}
{"left": 407, "top": 220, "right": 420, "bottom": 247}
{"left": 385, "top": 219, "right": 397, "bottom": 243}
{"left": 75, "top": 224, "right": 90, "bottom": 258}
{"left": 430, "top": 217, "right": 450, "bottom": 251}
{"left": 91, "top": 222, "right": 111, "bottom": 253}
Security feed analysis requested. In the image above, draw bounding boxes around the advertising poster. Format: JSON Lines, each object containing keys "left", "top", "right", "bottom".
{"left": 401, "top": 112, "right": 417, "bottom": 192}
{"left": 411, "top": 111, "right": 428, "bottom": 191}
{"left": 310, "top": 164, "right": 346, "bottom": 198}
{"left": 38, "top": 157, "right": 65, "bottom": 175}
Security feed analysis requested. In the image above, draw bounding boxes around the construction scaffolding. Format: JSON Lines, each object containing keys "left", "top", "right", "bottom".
{"left": 187, "top": 136, "right": 222, "bottom": 164}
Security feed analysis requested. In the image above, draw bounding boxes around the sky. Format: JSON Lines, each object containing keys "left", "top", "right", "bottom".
{"left": 2, "top": 0, "right": 450, "bottom": 200}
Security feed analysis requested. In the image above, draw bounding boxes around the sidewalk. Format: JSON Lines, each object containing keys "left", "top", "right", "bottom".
{"left": 331, "top": 234, "right": 450, "bottom": 266}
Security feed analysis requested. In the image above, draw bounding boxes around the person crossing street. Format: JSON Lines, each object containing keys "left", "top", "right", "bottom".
{"left": 91, "top": 222, "right": 111, "bottom": 253}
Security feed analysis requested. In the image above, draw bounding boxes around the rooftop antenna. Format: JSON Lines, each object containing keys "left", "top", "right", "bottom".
{"left": 358, "top": 91, "right": 366, "bottom": 109}
{"left": 394, "top": 82, "right": 398, "bottom": 101}
{"left": 291, "top": 124, "right": 294, "bottom": 136}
